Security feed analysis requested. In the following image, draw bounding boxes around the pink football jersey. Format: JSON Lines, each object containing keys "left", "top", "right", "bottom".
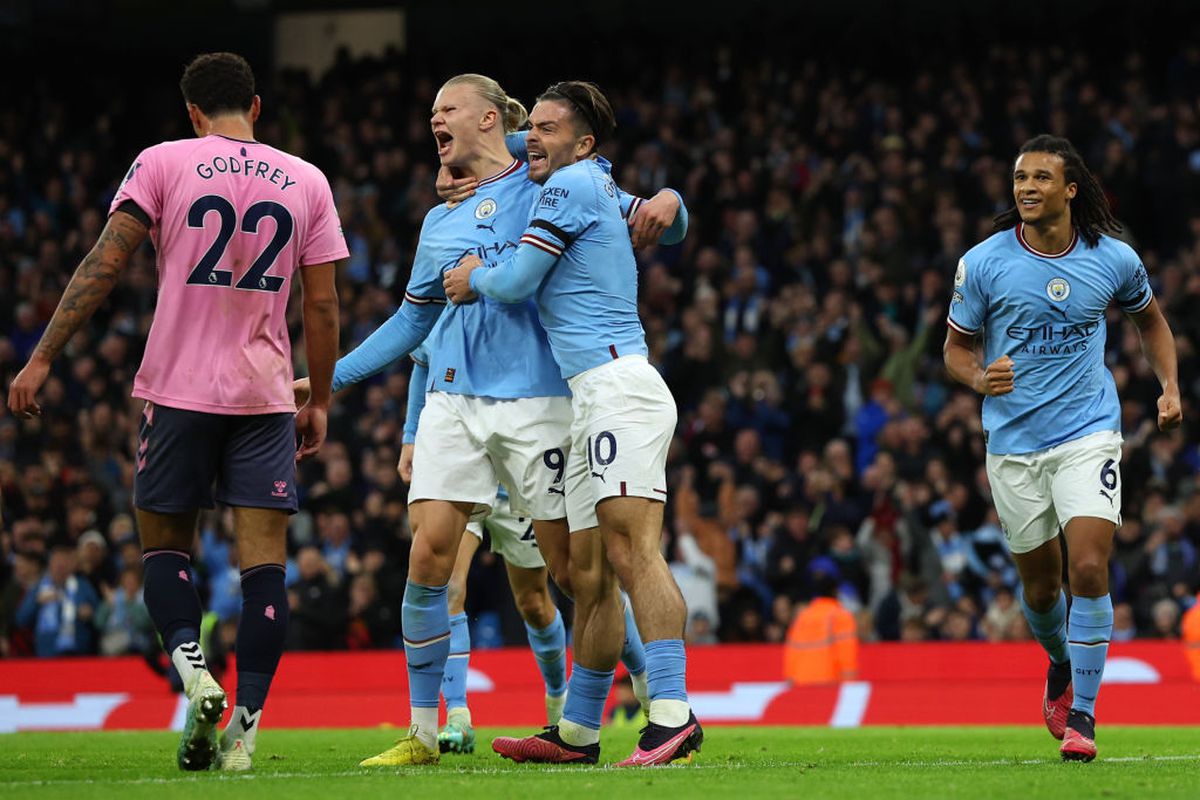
{"left": 110, "top": 134, "right": 347, "bottom": 414}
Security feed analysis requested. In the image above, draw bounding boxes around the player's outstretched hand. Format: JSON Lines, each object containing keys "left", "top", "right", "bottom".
{"left": 444, "top": 255, "right": 482, "bottom": 304}
{"left": 7, "top": 356, "right": 51, "bottom": 418}
{"left": 1157, "top": 388, "right": 1182, "bottom": 431}
{"left": 293, "top": 377, "right": 311, "bottom": 408}
{"left": 397, "top": 442, "right": 415, "bottom": 483}
{"left": 436, "top": 166, "right": 478, "bottom": 208}
{"left": 629, "top": 190, "right": 680, "bottom": 250}
{"left": 295, "top": 403, "right": 327, "bottom": 462}
{"left": 977, "top": 355, "right": 1015, "bottom": 396}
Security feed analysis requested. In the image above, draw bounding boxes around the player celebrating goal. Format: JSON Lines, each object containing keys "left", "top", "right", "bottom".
{"left": 943, "top": 135, "right": 1181, "bottom": 761}
{"left": 445, "top": 80, "right": 700, "bottom": 767}
{"left": 311, "top": 73, "right": 675, "bottom": 767}
{"left": 6, "top": 53, "right": 344, "bottom": 771}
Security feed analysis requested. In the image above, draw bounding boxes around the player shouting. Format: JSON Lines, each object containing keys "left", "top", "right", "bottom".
{"left": 445, "top": 80, "right": 699, "bottom": 767}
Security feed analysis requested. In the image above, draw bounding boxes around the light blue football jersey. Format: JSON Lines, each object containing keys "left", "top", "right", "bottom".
{"left": 507, "top": 158, "right": 648, "bottom": 378}
{"left": 333, "top": 160, "right": 568, "bottom": 399}
{"left": 948, "top": 224, "right": 1152, "bottom": 455}
{"left": 410, "top": 161, "right": 568, "bottom": 399}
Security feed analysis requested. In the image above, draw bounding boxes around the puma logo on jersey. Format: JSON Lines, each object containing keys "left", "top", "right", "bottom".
{"left": 591, "top": 467, "right": 608, "bottom": 483}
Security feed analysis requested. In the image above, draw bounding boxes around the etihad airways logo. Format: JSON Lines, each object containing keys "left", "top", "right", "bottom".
{"left": 1006, "top": 321, "right": 1099, "bottom": 355}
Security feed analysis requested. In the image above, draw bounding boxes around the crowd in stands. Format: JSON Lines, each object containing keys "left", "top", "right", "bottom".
{"left": 3, "top": 40, "right": 1200, "bottom": 661}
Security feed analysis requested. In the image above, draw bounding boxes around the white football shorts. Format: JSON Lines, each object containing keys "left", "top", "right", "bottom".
{"left": 465, "top": 491, "right": 546, "bottom": 570}
{"left": 986, "top": 429, "right": 1123, "bottom": 555}
{"left": 410, "top": 391, "right": 571, "bottom": 521}
{"left": 564, "top": 355, "right": 676, "bottom": 532}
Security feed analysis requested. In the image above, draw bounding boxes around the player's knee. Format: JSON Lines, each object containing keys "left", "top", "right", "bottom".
{"left": 515, "top": 588, "right": 555, "bottom": 628}
{"left": 1069, "top": 557, "right": 1108, "bottom": 595}
{"left": 1023, "top": 582, "right": 1062, "bottom": 611}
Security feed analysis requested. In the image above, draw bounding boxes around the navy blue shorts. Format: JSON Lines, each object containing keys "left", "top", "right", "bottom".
{"left": 134, "top": 402, "right": 299, "bottom": 514}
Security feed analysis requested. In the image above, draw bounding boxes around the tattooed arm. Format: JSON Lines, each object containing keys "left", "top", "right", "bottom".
{"left": 7, "top": 210, "right": 149, "bottom": 417}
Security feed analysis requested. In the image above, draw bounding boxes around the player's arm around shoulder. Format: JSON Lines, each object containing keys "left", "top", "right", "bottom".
{"left": 447, "top": 167, "right": 590, "bottom": 304}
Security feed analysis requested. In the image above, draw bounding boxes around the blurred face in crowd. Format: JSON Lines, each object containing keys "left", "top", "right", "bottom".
{"left": 48, "top": 548, "right": 75, "bottom": 585}
{"left": 1012, "top": 151, "right": 1077, "bottom": 227}
{"left": 430, "top": 82, "right": 496, "bottom": 169}
{"left": 525, "top": 100, "right": 594, "bottom": 184}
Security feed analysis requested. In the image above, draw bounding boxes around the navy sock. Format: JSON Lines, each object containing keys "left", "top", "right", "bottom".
{"left": 236, "top": 563, "right": 288, "bottom": 709}
{"left": 142, "top": 548, "right": 203, "bottom": 653}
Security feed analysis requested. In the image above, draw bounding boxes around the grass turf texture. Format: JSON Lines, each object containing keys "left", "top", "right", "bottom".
{"left": 2, "top": 726, "right": 1199, "bottom": 799}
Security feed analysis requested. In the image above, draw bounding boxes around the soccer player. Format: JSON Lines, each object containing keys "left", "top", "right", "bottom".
{"left": 6, "top": 52, "right": 344, "bottom": 772}
{"left": 444, "top": 81, "right": 699, "bottom": 767}
{"left": 401, "top": 344, "right": 568, "bottom": 754}
{"left": 305, "top": 74, "right": 674, "bottom": 767}
{"left": 943, "top": 135, "right": 1181, "bottom": 761}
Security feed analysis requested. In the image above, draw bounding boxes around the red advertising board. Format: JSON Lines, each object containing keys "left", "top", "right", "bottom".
{"left": 1, "top": 642, "right": 1196, "bottom": 732}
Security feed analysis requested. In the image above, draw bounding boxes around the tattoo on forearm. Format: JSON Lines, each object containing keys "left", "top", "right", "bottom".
{"left": 34, "top": 212, "right": 148, "bottom": 362}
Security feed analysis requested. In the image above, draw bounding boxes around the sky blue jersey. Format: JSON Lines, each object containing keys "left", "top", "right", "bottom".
{"left": 471, "top": 157, "right": 688, "bottom": 378}
{"left": 333, "top": 160, "right": 567, "bottom": 399}
{"left": 947, "top": 224, "right": 1153, "bottom": 455}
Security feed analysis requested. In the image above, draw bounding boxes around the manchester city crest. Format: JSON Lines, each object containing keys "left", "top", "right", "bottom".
{"left": 1046, "top": 277, "right": 1071, "bottom": 302}
{"left": 474, "top": 198, "right": 498, "bottom": 220}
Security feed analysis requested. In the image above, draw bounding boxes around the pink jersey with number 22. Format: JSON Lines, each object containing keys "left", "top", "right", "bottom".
{"left": 109, "top": 134, "right": 347, "bottom": 414}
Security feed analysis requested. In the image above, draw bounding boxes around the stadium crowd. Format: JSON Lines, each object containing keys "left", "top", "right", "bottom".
{"left": 2, "top": 40, "right": 1200, "bottom": 662}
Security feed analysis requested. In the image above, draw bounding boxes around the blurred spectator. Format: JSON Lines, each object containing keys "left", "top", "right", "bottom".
{"left": 784, "top": 573, "right": 858, "bottom": 683}
{"left": 982, "top": 586, "right": 1024, "bottom": 642}
{"left": 1183, "top": 592, "right": 1200, "bottom": 680}
{"left": 15, "top": 545, "right": 99, "bottom": 656}
{"left": 670, "top": 527, "right": 720, "bottom": 641}
{"left": 1151, "top": 598, "right": 1182, "bottom": 639}
{"left": 344, "top": 573, "right": 399, "bottom": 649}
{"left": 95, "top": 565, "right": 154, "bottom": 656}
{"left": 286, "top": 546, "right": 346, "bottom": 650}
{"left": 1112, "top": 602, "right": 1139, "bottom": 643}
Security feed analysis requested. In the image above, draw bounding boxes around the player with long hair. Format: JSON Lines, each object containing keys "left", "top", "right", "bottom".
{"left": 943, "top": 135, "right": 1181, "bottom": 761}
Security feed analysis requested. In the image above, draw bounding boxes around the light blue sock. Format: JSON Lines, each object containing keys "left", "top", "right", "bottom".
{"left": 441, "top": 612, "right": 470, "bottom": 711}
{"left": 561, "top": 663, "right": 614, "bottom": 731}
{"left": 402, "top": 581, "right": 451, "bottom": 710}
{"left": 1068, "top": 594, "right": 1113, "bottom": 716}
{"left": 620, "top": 598, "right": 647, "bottom": 677}
{"left": 524, "top": 610, "right": 567, "bottom": 697}
{"left": 1020, "top": 589, "right": 1070, "bottom": 665}
{"left": 644, "top": 639, "right": 688, "bottom": 702}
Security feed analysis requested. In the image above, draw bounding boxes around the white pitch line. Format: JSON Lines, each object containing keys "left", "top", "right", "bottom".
{"left": 3, "top": 754, "right": 1198, "bottom": 787}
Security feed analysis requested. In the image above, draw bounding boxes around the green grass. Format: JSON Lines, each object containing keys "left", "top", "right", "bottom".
{"left": 2, "top": 726, "right": 1199, "bottom": 799}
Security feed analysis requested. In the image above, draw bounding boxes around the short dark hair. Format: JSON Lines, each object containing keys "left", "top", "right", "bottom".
{"left": 537, "top": 80, "right": 616, "bottom": 153}
{"left": 180, "top": 52, "right": 255, "bottom": 116}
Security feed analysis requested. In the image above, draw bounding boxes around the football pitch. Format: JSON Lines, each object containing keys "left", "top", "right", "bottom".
{"left": 2, "top": 726, "right": 1198, "bottom": 799}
